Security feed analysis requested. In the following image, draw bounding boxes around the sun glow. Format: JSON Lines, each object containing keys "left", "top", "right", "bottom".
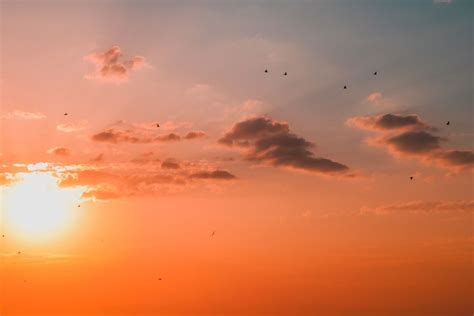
{"left": 2, "top": 172, "right": 85, "bottom": 239}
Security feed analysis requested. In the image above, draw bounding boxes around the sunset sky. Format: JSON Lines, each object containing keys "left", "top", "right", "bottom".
{"left": 0, "top": 1, "right": 473, "bottom": 315}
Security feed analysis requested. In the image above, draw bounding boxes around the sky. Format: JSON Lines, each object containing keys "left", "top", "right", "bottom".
{"left": 0, "top": 0, "right": 472, "bottom": 315}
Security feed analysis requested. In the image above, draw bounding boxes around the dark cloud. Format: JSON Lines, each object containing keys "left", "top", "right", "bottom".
{"left": 84, "top": 46, "right": 146, "bottom": 82}
{"left": 349, "top": 113, "right": 473, "bottom": 171}
{"left": 91, "top": 129, "right": 180, "bottom": 144}
{"left": 161, "top": 159, "right": 180, "bottom": 170}
{"left": 189, "top": 170, "right": 236, "bottom": 180}
{"left": 219, "top": 117, "right": 350, "bottom": 175}
{"left": 386, "top": 131, "right": 442, "bottom": 154}
{"left": 435, "top": 150, "right": 474, "bottom": 169}
{"left": 347, "top": 113, "right": 427, "bottom": 131}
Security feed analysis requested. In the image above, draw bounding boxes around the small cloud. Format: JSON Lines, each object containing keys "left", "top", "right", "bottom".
{"left": 434, "top": 0, "right": 453, "bottom": 4}
{"left": 90, "top": 153, "right": 104, "bottom": 163}
{"left": 367, "top": 92, "right": 383, "bottom": 104}
{"left": 184, "top": 131, "right": 207, "bottom": 140}
{"left": 57, "top": 121, "right": 88, "bottom": 133}
{"left": 360, "top": 200, "right": 473, "bottom": 216}
{"left": 2, "top": 110, "right": 46, "bottom": 120}
{"left": 161, "top": 159, "right": 180, "bottom": 170}
{"left": 84, "top": 46, "right": 147, "bottom": 83}
{"left": 189, "top": 170, "right": 236, "bottom": 180}
{"left": 47, "top": 147, "right": 71, "bottom": 157}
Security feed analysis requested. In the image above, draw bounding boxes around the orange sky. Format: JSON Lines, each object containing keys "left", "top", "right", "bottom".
{"left": 0, "top": 1, "right": 473, "bottom": 315}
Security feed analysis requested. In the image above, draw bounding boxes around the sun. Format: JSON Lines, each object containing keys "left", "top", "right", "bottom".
{"left": 2, "top": 172, "right": 85, "bottom": 239}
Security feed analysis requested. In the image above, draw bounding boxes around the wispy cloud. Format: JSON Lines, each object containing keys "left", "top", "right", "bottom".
{"left": 57, "top": 120, "right": 89, "bottom": 133}
{"left": 84, "top": 46, "right": 147, "bottom": 83}
{"left": 2, "top": 110, "right": 46, "bottom": 120}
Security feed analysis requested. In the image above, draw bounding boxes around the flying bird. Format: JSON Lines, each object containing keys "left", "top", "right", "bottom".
{"left": 264, "top": 69, "right": 268, "bottom": 73}
{"left": 211, "top": 231, "right": 215, "bottom": 237}
{"left": 374, "top": 71, "right": 377, "bottom": 75}
{"left": 343, "top": 85, "right": 347, "bottom": 89}
{"left": 283, "top": 72, "right": 287, "bottom": 76}
{"left": 64, "top": 113, "right": 68, "bottom": 116}
{"left": 410, "top": 176, "right": 414, "bottom": 180}
{"left": 158, "top": 277, "right": 162, "bottom": 281}
{"left": 446, "top": 121, "right": 450, "bottom": 126}
{"left": 156, "top": 123, "right": 160, "bottom": 128}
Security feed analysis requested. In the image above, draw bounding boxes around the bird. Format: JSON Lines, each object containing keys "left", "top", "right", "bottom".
{"left": 446, "top": 121, "right": 450, "bottom": 126}
{"left": 158, "top": 277, "right": 162, "bottom": 281}
{"left": 211, "top": 231, "right": 215, "bottom": 237}
{"left": 264, "top": 69, "right": 268, "bottom": 73}
{"left": 283, "top": 72, "right": 287, "bottom": 76}
{"left": 64, "top": 113, "right": 68, "bottom": 116}
{"left": 156, "top": 123, "right": 160, "bottom": 128}
{"left": 343, "top": 85, "right": 347, "bottom": 89}
{"left": 374, "top": 71, "right": 377, "bottom": 75}
{"left": 410, "top": 176, "right": 414, "bottom": 180}
{"left": 77, "top": 205, "right": 81, "bottom": 208}
{"left": 17, "top": 251, "right": 21, "bottom": 255}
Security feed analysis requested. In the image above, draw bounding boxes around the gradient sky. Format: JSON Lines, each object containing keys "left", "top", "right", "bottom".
{"left": 0, "top": 1, "right": 473, "bottom": 315}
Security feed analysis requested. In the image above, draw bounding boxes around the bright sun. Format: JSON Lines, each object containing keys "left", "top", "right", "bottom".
{"left": 2, "top": 172, "right": 84, "bottom": 239}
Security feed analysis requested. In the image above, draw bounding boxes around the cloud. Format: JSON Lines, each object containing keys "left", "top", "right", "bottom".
{"left": 84, "top": 46, "right": 146, "bottom": 82}
{"left": 90, "top": 153, "right": 104, "bottom": 163}
{"left": 349, "top": 113, "right": 473, "bottom": 171}
{"left": 347, "top": 113, "right": 427, "bottom": 131}
{"left": 47, "top": 147, "right": 71, "bottom": 156}
{"left": 91, "top": 121, "right": 208, "bottom": 145}
{"left": 189, "top": 170, "right": 236, "bottom": 180}
{"left": 184, "top": 131, "right": 207, "bottom": 140}
{"left": 57, "top": 121, "right": 88, "bottom": 133}
{"left": 360, "top": 200, "right": 474, "bottom": 216}
{"left": 367, "top": 92, "right": 383, "bottom": 104}
{"left": 433, "top": 0, "right": 453, "bottom": 4}
{"left": 161, "top": 159, "right": 180, "bottom": 170}
{"left": 385, "top": 130, "right": 442, "bottom": 154}
{"left": 91, "top": 129, "right": 180, "bottom": 144}
{"left": 2, "top": 110, "right": 46, "bottom": 120}
{"left": 82, "top": 189, "right": 120, "bottom": 201}
{"left": 219, "top": 117, "right": 350, "bottom": 175}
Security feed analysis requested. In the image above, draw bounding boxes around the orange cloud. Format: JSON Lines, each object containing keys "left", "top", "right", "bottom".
{"left": 47, "top": 147, "right": 71, "bottom": 157}
{"left": 360, "top": 200, "right": 474, "bottom": 216}
{"left": 219, "top": 117, "right": 350, "bottom": 176}
{"left": 84, "top": 46, "right": 146, "bottom": 82}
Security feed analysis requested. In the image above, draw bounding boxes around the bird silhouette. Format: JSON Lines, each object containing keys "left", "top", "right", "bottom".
{"left": 156, "top": 123, "right": 160, "bottom": 128}
{"left": 374, "top": 71, "right": 377, "bottom": 75}
{"left": 446, "top": 121, "right": 450, "bottom": 126}
{"left": 283, "top": 72, "right": 287, "bottom": 76}
{"left": 344, "top": 85, "right": 347, "bottom": 89}
{"left": 211, "top": 231, "right": 215, "bottom": 237}
{"left": 264, "top": 69, "right": 268, "bottom": 73}
{"left": 158, "top": 277, "right": 162, "bottom": 281}
{"left": 410, "top": 176, "right": 414, "bottom": 180}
